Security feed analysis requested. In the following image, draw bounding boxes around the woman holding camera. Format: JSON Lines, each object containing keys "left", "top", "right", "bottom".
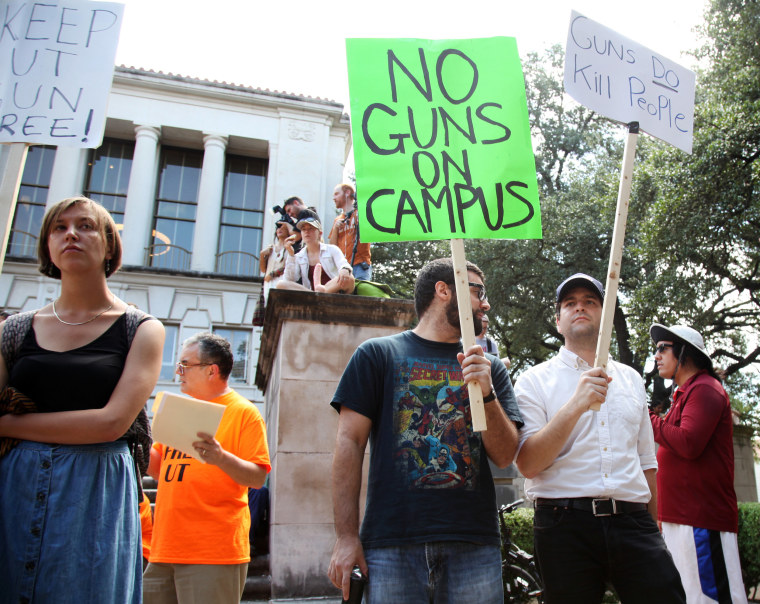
{"left": 259, "top": 214, "right": 299, "bottom": 299}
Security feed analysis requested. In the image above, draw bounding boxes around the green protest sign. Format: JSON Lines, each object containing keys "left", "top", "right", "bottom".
{"left": 346, "top": 37, "right": 541, "bottom": 243}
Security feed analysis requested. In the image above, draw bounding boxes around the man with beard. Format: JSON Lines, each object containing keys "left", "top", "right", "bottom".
{"left": 514, "top": 274, "right": 685, "bottom": 604}
{"left": 327, "top": 258, "right": 522, "bottom": 604}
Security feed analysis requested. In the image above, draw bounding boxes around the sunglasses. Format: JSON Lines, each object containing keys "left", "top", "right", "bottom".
{"left": 655, "top": 344, "right": 674, "bottom": 354}
{"left": 468, "top": 282, "right": 488, "bottom": 301}
{"left": 176, "top": 362, "right": 211, "bottom": 375}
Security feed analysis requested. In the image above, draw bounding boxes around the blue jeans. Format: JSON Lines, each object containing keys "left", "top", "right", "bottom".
{"left": 364, "top": 542, "right": 502, "bottom": 604}
{"left": 353, "top": 262, "right": 372, "bottom": 281}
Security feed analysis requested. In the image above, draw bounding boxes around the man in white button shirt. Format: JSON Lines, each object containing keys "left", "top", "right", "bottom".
{"left": 514, "top": 274, "right": 685, "bottom": 604}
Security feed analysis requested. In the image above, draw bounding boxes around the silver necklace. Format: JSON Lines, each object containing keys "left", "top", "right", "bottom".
{"left": 52, "top": 293, "right": 115, "bottom": 326}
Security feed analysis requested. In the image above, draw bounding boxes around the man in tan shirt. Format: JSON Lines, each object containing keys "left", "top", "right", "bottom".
{"left": 328, "top": 183, "right": 372, "bottom": 281}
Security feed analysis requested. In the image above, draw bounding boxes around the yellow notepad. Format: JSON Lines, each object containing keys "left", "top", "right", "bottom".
{"left": 151, "top": 391, "right": 226, "bottom": 463}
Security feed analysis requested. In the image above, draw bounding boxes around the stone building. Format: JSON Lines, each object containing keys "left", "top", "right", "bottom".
{"left": 0, "top": 65, "right": 351, "bottom": 408}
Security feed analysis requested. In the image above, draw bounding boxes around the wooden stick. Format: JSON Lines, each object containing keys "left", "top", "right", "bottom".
{"left": 0, "top": 143, "right": 30, "bottom": 277}
{"left": 450, "top": 238, "right": 487, "bottom": 432}
{"left": 592, "top": 123, "right": 639, "bottom": 410}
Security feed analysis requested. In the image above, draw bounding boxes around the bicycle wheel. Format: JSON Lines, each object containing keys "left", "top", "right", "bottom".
{"left": 503, "top": 563, "right": 544, "bottom": 604}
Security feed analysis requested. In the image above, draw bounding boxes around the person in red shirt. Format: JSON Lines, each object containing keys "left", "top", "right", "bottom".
{"left": 650, "top": 324, "right": 747, "bottom": 604}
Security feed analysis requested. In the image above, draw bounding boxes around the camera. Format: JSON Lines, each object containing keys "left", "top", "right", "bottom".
{"left": 272, "top": 205, "right": 284, "bottom": 215}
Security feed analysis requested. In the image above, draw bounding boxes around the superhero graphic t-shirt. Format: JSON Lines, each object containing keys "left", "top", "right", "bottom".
{"left": 332, "top": 330, "right": 523, "bottom": 548}
{"left": 393, "top": 359, "right": 482, "bottom": 490}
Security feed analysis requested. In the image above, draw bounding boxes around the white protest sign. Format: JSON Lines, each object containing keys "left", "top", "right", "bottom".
{"left": 564, "top": 10, "right": 695, "bottom": 153}
{"left": 0, "top": 1, "right": 124, "bottom": 148}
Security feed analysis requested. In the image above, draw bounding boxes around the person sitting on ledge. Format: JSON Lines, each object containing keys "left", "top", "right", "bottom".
{"left": 277, "top": 212, "right": 355, "bottom": 294}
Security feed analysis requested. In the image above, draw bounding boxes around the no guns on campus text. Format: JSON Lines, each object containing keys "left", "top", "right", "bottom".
{"left": 346, "top": 37, "right": 542, "bottom": 243}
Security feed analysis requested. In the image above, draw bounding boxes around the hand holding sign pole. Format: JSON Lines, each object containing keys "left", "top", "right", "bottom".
{"left": 563, "top": 12, "right": 695, "bottom": 409}
{"left": 450, "top": 238, "right": 487, "bottom": 431}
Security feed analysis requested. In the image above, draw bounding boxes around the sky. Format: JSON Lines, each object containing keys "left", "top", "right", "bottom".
{"left": 113, "top": 0, "right": 711, "bottom": 112}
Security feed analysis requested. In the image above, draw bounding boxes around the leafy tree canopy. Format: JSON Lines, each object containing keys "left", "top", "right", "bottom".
{"left": 369, "top": 0, "right": 760, "bottom": 429}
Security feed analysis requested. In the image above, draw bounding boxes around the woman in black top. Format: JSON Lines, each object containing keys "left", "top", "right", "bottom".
{"left": 0, "top": 196, "right": 164, "bottom": 603}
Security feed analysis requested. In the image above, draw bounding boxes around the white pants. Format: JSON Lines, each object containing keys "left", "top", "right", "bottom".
{"left": 662, "top": 522, "right": 748, "bottom": 604}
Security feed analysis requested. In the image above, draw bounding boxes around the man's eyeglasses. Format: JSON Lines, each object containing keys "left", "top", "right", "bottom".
{"left": 176, "top": 362, "right": 211, "bottom": 375}
{"left": 468, "top": 282, "right": 488, "bottom": 301}
{"left": 655, "top": 344, "right": 673, "bottom": 354}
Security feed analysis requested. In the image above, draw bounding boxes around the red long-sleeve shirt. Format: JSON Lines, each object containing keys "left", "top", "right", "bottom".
{"left": 649, "top": 371, "right": 738, "bottom": 533}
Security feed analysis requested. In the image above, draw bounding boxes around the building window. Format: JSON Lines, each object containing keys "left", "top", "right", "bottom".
{"left": 84, "top": 138, "right": 134, "bottom": 227}
{"left": 6, "top": 145, "right": 56, "bottom": 258}
{"left": 216, "top": 155, "right": 267, "bottom": 277}
{"left": 160, "top": 324, "right": 180, "bottom": 381}
{"left": 213, "top": 327, "right": 250, "bottom": 384}
{"left": 149, "top": 147, "right": 202, "bottom": 271}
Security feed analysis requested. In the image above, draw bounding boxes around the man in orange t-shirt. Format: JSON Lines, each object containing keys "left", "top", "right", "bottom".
{"left": 144, "top": 332, "right": 271, "bottom": 604}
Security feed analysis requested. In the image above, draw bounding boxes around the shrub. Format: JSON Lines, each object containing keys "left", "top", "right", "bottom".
{"left": 738, "top": 502, "right": 760, "bottom": 597}
{"left": 499, "top": 505, "right": 535, "bottom": 554}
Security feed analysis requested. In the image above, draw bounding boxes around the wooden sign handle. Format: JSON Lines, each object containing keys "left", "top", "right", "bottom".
{"left": 450, "top": 238, "right": 487, "bottom": 431}
{"left": 592, "top": 123, "right": 639, "bottom": 410}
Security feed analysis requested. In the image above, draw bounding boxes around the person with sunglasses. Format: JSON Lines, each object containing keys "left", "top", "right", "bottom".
{"left": 514, "top": 273, "right": 685, "bottom": 604}
{"left": 144, "top": 332, "right": 271, "bottom": 604}
{"left": 650, "top": 324, "right": 747, "bottom": 603}
{"left": 328, "top": 258, "right": 521, "bottom": 603}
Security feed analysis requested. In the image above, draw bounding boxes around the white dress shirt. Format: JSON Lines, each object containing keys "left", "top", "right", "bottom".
{"left": 515, "top": 346, "right": 657, "bottom": 503}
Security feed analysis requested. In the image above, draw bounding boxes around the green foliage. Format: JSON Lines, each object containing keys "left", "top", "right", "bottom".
{"left": 726, "top": 372, "right": 760, "bottom": 436}
{"left": 738, "top": 502, "right": 760, "bottom": 595}
{"left": 630, "top": 0, "right": 760, "bottom": 387}
{"left": 371, "top": 240, "right": 449, "bottom": 303}
{"left": 500, "top": 505, "right": 535, "bottom": 554}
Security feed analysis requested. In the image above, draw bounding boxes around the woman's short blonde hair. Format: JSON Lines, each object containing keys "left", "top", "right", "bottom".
{"left": 38, "top": 196, "right": 123, "bottom": 279}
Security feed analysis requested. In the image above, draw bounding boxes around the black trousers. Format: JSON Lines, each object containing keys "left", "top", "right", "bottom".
{"left": 533, "top": 506, "right": 686, "bottom": 604}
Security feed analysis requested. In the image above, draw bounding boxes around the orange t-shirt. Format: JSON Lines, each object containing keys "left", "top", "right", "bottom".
{"left": 139, "top": 493, "right": 153, "bottom": 560}
{"left": 149, "top": 390, "right": 271, "bottom": 564}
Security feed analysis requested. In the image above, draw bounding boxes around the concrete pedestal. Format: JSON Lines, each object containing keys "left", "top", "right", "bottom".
{"left": 733, "top": 425, "right": 759, "bottom": 502}
{"left": 255, "top": 290, "right": 416, "bottom": 601}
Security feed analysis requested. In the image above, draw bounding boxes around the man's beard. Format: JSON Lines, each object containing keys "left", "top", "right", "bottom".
{"left": 446, "top": 294, "right": 482, "bottom": 335}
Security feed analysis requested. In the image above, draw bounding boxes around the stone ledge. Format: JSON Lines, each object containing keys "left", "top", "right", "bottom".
{"left": 255, "top": 290, "right": 415, "bottom": 391}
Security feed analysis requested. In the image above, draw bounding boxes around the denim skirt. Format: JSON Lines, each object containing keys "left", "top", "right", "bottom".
{"left": 0, "top": 440, "right": 142, "bottom": 604}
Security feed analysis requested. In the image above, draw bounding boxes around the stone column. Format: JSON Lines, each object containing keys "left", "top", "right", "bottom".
{"left": 46, "top": 147, "right": 88, "bottom": 208}
{"left": 261, "top": 141, "right": 278, "bottom": 256}
{"left": 121, "top": 125, "right": 161, "bottom": 267}
{"left": 733, "top": 425, "right": 759, "bottom": 502}
{"left": 191, "top": 134, "right": 227, "bottom": 273}
{"left": 255, "top": 291, "right": 417, "bottom": 602}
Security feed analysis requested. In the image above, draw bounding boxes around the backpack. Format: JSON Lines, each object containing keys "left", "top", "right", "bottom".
{"left": 353, "top": 280, "right": 394, "bottom": 298}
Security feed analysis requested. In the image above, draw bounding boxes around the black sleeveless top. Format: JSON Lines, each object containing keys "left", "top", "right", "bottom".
{"left": 9, "top": 314, "right": 129, "bottom": 413}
